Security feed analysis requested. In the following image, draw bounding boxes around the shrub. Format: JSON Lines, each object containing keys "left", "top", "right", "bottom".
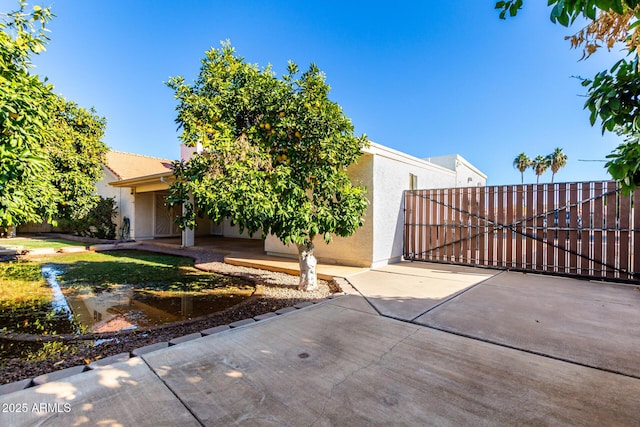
{"left": 60, "top": 197, "right": 117, "bottom": 240}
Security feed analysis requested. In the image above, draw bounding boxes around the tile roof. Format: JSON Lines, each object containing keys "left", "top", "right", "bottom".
{"left": 104, "top": 151, "right": 174, "bottom": 180}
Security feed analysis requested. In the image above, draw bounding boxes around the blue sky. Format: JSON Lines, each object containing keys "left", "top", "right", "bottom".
{"left": 26, "top": 0, "right": 626, "bottom": 185}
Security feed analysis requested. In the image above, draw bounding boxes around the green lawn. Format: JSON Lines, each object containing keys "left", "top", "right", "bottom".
{"left": 1, "top": 250, "right": 255, "bottom": 361}
{"left": 0, "top": 237, "right": 83, "bottom": 250}
{"left": 0, "top": 261, "right": 52, "bottom": 309}
{"left": 32, "top": 250, "right": 252, "bottom": 293}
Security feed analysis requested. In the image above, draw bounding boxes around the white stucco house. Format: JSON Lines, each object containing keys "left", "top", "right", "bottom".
{"left": 103, "top": 150, "right": 265, "bottom": 241}
{"left": 98, "top": 151, "right": 176, "bottom": 240}
{"left": 264, "top": 144, "right": 486, "bottom": 267}
{"left": 99, "top": 142, "right": 486, "bottom": 268}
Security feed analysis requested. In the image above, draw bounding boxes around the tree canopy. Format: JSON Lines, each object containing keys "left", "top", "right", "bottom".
{"left": 496, "top": 0, "right": 640, "bottom": 193}
{"left": 0, "top": 1, "right": 107, "bottom": 230}
{"left": 532, "top": 155, "right": 551, "bottom": 184}
{"left": 547, "top": 147, "right": 568, "bottom": 183}
{"left": 1, "top": 1, "right": 56, "bottom": 227}
{"left": 167, "top": 42, "right": 368, "bottom": 290}
{"left": 513, "top": 153, "right": 531, "bottom": 184}
{"left": 49, "top": 97, "right": 108, "bottom": 222}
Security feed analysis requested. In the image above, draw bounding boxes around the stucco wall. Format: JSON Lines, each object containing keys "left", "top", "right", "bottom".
{"left": 222, "top": 219, "right": 262, "bottom": 240}
{"left": 370, "top": 146, "right": 457, "bottom": 267}
{"left": 454, "top": 161, "right": 487, "bottom": 187}
{"left": 264, "top": 153, "right": 374, "bottom": 267}
{"left": 95, "top": 166, "right": 135, "bottom": 239}
{"left": 424, "top": 154, "right": 487, "bottom": 188}
{"left": 134, "top": 192, "right": 154, "bottom": 239}
{"left": 20, "top": 166, "right": 135, "bottom": 236}
{"left": 262, "top": 145, "right": 475, "bottom": 268}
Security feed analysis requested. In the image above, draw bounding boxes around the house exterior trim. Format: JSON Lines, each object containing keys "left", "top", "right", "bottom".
{"left": 108, "top": 171, "right": 174, "bottom": 188}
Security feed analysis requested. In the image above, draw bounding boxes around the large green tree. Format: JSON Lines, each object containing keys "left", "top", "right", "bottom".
{"left": 1, "top": 1, "right": 108, "bottom": 232}
{"left": 167, "top": 42, "right": 368, "bottom": 291}
{"left": 0, "top": 1, "right": 57, "bottom": 228}
{"left": 49, "top": 97, "right": 107, "bottom": 222}
{"left": 495, "top": 0, "right": 640, "bottom": 193}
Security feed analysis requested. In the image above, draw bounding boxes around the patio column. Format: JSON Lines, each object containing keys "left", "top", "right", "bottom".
{"left": 182, "top": 226, "right": 195, "bottom": 247}
{"left": 181, "top": 193, "right": 195, "bottom": 247}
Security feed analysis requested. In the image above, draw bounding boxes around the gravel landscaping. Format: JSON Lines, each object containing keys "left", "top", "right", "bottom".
{"left": 0, "top": 244, "right": 339, "bottom": 385}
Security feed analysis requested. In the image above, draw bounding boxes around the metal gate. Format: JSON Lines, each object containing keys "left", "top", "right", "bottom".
{"left": 404, "top": 181, "right": 640, "bottom": 282}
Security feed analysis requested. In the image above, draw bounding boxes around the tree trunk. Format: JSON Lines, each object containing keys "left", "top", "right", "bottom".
{"left": 297, "top": 240, "right": 318, "bottom": 291}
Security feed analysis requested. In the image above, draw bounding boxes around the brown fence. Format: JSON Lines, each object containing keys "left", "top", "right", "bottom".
{"left": 403, "top": 181, "right": 640, "bottom": 282}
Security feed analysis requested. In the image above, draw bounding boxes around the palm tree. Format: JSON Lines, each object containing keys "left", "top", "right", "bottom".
{"left": 532, "top": 155, "right": 551, "bottom": 184}
{"left": 546, "top": 147, "right": 568, "bottom": 183}
{"left": 513, "top": 153, "right": 531, "bottom": 184}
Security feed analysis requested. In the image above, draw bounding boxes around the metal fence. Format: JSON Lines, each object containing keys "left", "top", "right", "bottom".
{"left": 403, "top": 181, "right": 640, "bottom": 282}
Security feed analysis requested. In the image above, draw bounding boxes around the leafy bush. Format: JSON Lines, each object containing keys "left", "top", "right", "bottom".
{"left": 60, "top": 197, "right": 117, "bottom": 239}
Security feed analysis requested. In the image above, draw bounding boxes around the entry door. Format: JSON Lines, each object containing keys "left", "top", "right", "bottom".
{"left": 154, "top": 193, "right": 180, "bottom": 236}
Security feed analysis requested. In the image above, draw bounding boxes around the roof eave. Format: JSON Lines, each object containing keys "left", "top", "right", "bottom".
{"left": 109, "top": 171, "right": 174, "bottom": 187}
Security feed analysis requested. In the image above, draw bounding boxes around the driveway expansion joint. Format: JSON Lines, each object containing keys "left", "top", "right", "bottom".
{"left": 140, "top": 350, "right": 206, "bottom": 427}
{"left": 413, "top": 322, "right": 640, "bottom": 382}
{"left": 408, "top": 269, "right": 507, "bottom": 322}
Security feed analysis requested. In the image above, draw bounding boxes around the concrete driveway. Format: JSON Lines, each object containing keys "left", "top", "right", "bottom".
{"left": 350, "top": 262, "right": 640, "bottom": 378}
{"left": 2, "top": 262, "right": 640, "bottom": 426}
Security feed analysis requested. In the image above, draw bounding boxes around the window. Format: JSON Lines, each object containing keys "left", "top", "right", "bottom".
{"left": 409, "top": 173, "right": 418, "bottom": 190}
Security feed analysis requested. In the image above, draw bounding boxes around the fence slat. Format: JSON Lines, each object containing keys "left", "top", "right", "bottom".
{"left": 445, "top": 188, "right": 454, "bottom": 262}
{"left": 497, "top": 186, "right": 505, "bottom": 267}
{"left": 404, "top": 191, "right": 413, "bottom": 257}
{"left": 505, "top": 186, "right": 514, "bottom": 268}
{"left": 581, "top": 183, "right": 591, "bottom": 275}
{"left": 593, "top": 183, "right": 604, "bottom": 278}
{"left": 546, "top": 183, "right": 556, "bottom": 273}
{"left": 536, "top": 184, "right": 544, "bottom": 270}
{"left": 514, "top": 185, "right": 523, "bottom": 269}
{"left": 606, "top": 182, "right": 617, "bottom": 278}
{"left": 478, "top": 187, "right": 494, "bottom": 265}
{"left": 454, "top": 188, "right": 467, "bottom": 262}
{"left": 525, "top": 185, "right": 534, "bottom": 269}
{"left": 619, "top": 189, "right": 630, "bottom": 279}
{"left": 569, "top": 183, "right": 579, "bottom": 274}
{"left": 634, "top": 189, "right": 640, "bottom": 279}
{"left": 462, "top": 188, "right": 469, "bottom": 263}
{"left": 449, "top": 189, "right": 458, "bottom": 263}
{"left": 558, "top": 183, "right": 567, "bottom": 273}
{"left": 428, "top": 189, "right": 436, "bottom": 261}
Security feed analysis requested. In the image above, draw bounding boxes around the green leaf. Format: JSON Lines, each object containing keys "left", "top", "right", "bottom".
{"left": 556, "top": 10, "right": 570, "bottom": 26}
{"left": 609, "top": 98, "right": 621, "bottom": 111}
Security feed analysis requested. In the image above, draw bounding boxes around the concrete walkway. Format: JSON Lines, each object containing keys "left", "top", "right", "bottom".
{"left": 2, "top": 262, "right": 640, "bottom": 426}
{"left": 346, "top": 262, "right": 498, "bottom": 320}
{"left": 146, "top": 237, "right": 370, "bottom": 280}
